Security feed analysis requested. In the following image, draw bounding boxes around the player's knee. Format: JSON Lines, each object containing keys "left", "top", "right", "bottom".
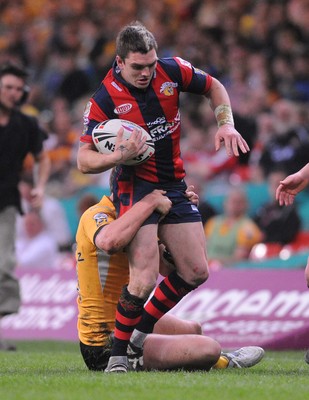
{"left": 201, "top": 338, "right": 221, "bottom": 365}
{"left": 195, "top": 337, "right": 221, "bottom": 369}
{"left": 187, "top": 320, "right": 203, "bottom": 335}
{"left": 191, "top": 264, "right": 209, "bottom": 287}
{"left": 209, "top": 340, "right": 221, "bottom": 364}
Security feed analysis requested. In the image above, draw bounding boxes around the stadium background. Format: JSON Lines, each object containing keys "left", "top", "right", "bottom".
{"left": 1, "top": 0, "right": 309, "bottom": 347}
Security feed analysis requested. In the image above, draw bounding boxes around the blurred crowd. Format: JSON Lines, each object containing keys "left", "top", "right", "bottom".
{"left": 1, "top": 0, "right": 309, "bottom": 267}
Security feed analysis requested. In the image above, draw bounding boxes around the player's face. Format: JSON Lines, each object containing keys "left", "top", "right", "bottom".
{"left": 117, "top": 49, "right": 157, "bottom": 89}
{"left": 0, "top": 74, "right": 25, "bottom": 110}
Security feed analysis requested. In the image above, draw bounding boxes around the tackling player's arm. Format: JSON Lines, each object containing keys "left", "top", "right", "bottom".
{"left": 77, "top": 128, "right": 148, "bottom": 174}
{"left": 95, "top": 190, "right": 172, "bottom": 254}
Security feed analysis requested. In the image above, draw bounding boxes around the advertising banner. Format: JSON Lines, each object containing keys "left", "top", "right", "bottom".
{"left": 3, "top": 268, "right": 309, "bottom": 349}
{"left": 171, "top": 269, "right": 309, "bottom": 350}
{"left": 2, "top": 269, "right": 78, "bottom": 341}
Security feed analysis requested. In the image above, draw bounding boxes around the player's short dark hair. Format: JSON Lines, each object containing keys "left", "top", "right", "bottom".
{"left": 116, "top": 21, "right": 158, "bottom": 60}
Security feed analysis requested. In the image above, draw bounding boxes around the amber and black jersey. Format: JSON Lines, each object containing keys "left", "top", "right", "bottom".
{"left": 76, "top": 195, "right": 129, "bottom": 346}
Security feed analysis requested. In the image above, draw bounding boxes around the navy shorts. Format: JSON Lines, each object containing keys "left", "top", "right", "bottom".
{"left": 112, "top": 170, "right": 202, "bottom": 225}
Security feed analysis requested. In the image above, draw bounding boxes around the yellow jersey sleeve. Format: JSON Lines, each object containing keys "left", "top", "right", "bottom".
{"left": 75, "top": 196, "right": 129, "bottom": 346}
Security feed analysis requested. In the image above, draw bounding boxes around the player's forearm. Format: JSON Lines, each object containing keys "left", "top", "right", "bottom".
{"left": 206, "top": 78, "right": 234, "bottom": 126}
{"left": 77, "top": 144, "right": 122, "bottom": 173}
{"left": 96, "top": 196, "right": 159, "bottom": 253}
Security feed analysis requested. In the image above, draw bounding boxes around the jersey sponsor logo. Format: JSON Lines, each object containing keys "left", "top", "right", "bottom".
{"left": 147, "top": 111, "right": 181, "bottom": 141}
{"left": 93, "top": 212, "right": 108, "bottom": 227}
{"left": 160, "top": 81, "right": 178, "bottom": 96}
{"left": 114, "top": 103, "right": 132, "bottom": 115}
{"left": 111, "top": 81, "right": 122, "bottom": 92}
{"left": 149, "top": 120, "right": 180, "bottom": 142}
{"left": 147, "top": 116, "right": 166, "bottom": 127}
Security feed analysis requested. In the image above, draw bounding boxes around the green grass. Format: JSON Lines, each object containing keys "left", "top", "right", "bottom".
{"left": 0, "top": 341, "right": 308, "bottom": 400}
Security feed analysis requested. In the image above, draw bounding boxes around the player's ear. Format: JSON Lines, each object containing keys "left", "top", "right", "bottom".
{"left": 116, "top": 55, "right": 124, "bottom": 70}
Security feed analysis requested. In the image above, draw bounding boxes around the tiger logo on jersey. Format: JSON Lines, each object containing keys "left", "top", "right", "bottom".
{"left": 160, "top": 82, "right": 178, "bottom": 96}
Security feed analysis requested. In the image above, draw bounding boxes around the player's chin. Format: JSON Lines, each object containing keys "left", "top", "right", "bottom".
{"left": 136, "top": 80, "right": 150, "bottom": 89}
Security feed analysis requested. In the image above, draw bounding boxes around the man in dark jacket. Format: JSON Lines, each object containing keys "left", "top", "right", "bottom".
{"left": 0, "top": 62, "right": 50, "bottom": 350}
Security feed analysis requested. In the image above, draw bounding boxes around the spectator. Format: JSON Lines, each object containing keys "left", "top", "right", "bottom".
{"left": 254, "top": 168, "right": 301, "bottom": 244}
{"left": 0, "top": 62, "right": 50, "bottom": 351}
{"left": 258, "top": 99, "right": 309, "bottom": 177}
{"left": 18, "top": 178, "right": 72, "bottom": 252}
{"left": 16, "top": 210, "right": 58, "bottom": 269}
{"left": 204, "top": 186, "right": 263, "bottom": 268}
{"left": 181, "top": 122, "right": 238, "bottom": 184}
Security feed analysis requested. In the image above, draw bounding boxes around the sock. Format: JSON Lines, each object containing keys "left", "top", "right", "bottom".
{"left": 212, "top": 355, "right": 229, "bottom": 369}
{"left": 111, "top": 285, "right": 145, "bottom": 357}
{"left": 130, "top": 270, "right": 196, "bottom": 347}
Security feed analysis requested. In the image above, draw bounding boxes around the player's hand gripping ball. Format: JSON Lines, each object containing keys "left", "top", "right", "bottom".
{"left": 92, "top": 119, "right": 155, "bottom": 165}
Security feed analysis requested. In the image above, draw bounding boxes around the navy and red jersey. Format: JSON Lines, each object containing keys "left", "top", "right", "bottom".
{"left": 81, "top": 57, "right": 212, "bottom": 183}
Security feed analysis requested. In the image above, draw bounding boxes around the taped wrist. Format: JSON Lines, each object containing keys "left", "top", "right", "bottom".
{"left": 215, "top": 104, "right": 234, "bottom": 127}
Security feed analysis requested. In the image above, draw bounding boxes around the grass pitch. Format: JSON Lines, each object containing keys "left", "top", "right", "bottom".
{"left": 0, "top": 341, "right": 308, "bottom": 400}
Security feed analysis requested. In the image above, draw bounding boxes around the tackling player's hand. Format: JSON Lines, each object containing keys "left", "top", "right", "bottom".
{"left": 114, "top": 127, "right": 148, "bottom": 163}
{"left": 185, "top": 185, "right": 199, "bottom": 206}
{"left": 151, "top": 189, "right": 172, "bottom": 216}
{"left": 215, "top": 124, "right": 250, "bottom": 157}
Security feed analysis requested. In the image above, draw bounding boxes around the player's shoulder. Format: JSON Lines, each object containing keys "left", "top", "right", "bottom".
{"left": 81, "top": 196, "right": 116, "bottom": 223}
{"left": 158, "top": 57, "right": 191, "bottom": 68}
{"left": 157, "top": 57, "right": 192, "bottom": 84}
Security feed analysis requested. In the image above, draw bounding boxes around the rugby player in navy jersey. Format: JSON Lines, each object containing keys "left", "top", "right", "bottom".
{"left": 77, "top": 21, "right": 250, "bottom": 372}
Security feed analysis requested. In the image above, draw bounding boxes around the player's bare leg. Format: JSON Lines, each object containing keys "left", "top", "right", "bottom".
{"left": 143, "top": 333, "right": 221, "bottom": 371}
{"left": 106, "top": 224, "right": 159, "bottom": 373}
{"left": 158, "top": 221, "right": 209, "bottom": 286}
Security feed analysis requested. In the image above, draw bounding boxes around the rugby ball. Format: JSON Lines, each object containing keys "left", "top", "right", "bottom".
{"left": 92, "top": 119, "right": 155, "bottom": 165}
